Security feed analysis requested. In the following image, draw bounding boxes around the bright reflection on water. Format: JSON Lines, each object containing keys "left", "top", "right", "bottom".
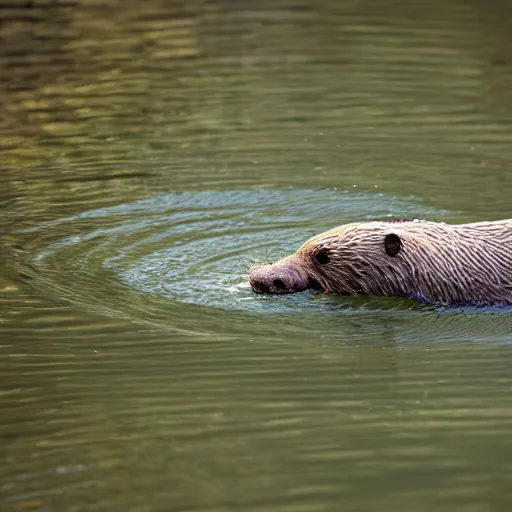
{"left": 2, "top": 0, "right": 512, "bottom": 511}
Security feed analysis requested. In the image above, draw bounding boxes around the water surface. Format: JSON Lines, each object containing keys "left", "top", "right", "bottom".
{"left": 2, "top": 1, "right": 512, "bottom": 511}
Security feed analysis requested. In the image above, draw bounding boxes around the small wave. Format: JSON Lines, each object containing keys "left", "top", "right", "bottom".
{"left": 23, "top": 188, "right": 512, "bottom": 343}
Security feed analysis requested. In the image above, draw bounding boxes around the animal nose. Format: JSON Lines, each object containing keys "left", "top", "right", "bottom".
{"left": 250, "top": 271, "right": 293, "bottom": 294}
{"left": 249, "top": 261, "right": 310, "bottom": 294}
{"left": 250, "top": 275, "right": 287, "bottom": 294}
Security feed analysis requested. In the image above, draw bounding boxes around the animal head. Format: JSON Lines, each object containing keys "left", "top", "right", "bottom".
{"left": 294, "top": 221, "right": 419, "bottom": 296}
{"left": 250, "top": 221, "right": 421, "bottom": 295}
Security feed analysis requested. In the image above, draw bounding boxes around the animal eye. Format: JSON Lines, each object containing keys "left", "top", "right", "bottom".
{"left": 314, "top": 250, "right": 330, "bottom": 265}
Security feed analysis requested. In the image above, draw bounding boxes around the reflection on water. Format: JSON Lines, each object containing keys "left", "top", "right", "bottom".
{"left": 2, "top": 0, "right": 512, "bottom": 511}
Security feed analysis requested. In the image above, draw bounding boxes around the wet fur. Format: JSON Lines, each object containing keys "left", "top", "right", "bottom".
{"left": 287, "top": 220, "right": 512, "bottom": 305}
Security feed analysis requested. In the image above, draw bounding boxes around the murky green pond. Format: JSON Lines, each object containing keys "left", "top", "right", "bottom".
{"left": 2, "top": 1, "right": 512, "bottom": 511}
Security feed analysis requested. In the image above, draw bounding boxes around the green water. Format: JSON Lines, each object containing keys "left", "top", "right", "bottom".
{"left": 2, "top": 1, "right": 512, "bottom": 511}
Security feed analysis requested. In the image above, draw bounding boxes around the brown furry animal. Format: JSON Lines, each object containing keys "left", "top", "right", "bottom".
{"left": 249, "top": 219, "right": 512, "bottom": 306}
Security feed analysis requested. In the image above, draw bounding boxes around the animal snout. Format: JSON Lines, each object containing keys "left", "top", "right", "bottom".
{"left": 249, "top": 261, "right": 311, "bottom": 294}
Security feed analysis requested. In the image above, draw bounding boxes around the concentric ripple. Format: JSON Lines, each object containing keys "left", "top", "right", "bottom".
{"left": 22, "top": 188, "right": 512, "bottom": 342}
{"left": 33, "top": 188, "right": 433, "bottom": 311}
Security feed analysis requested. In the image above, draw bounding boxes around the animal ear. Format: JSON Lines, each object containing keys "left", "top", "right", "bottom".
{"left": 384, "top": 233, "right": 402, "bottom": 257}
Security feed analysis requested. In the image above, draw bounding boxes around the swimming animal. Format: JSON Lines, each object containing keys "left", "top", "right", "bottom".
{"left": 249, "top": 219, "right": 512, "bottom": 306}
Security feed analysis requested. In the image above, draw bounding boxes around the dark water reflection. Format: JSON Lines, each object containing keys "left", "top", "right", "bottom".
{"left": 2, "top": 1, "right": 512, "bottom": 511}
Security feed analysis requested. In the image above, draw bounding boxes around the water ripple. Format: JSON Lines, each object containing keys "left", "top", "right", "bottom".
{"left": 31, "top": 189, "right": 431, "bottom": 312}
{"left": 13, "top": 188, "right": 511, "bottom": 343}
